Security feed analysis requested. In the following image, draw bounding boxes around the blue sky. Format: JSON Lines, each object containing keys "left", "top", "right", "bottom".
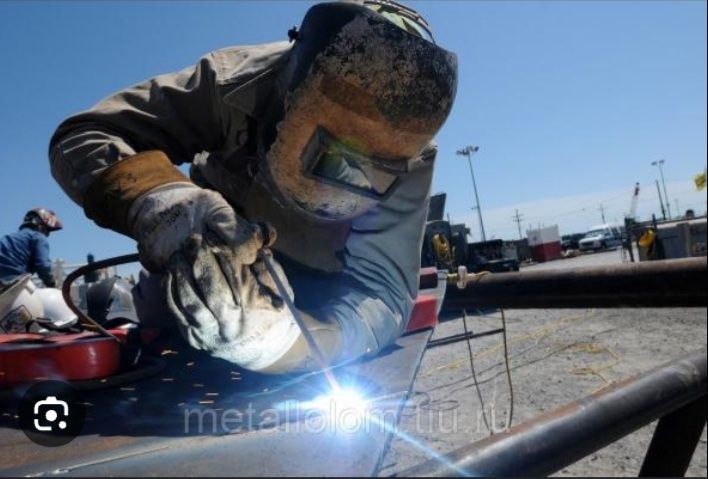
{"left": 1, "top": 0, "right": 706, "bottom": 269}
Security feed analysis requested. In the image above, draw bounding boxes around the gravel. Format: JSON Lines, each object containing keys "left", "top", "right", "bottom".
{"left": 379, "top": 249, "right": 707, "bottom": 477}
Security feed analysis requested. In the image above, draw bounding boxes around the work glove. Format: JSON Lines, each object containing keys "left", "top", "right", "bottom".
{"left": 131, "top": 183, "right": 322, "bottom": 372}
{"left": 82, "top": 150, "right": 267, "bottom": 273}
{"left": 81, "top": 150, "right": 342, "bottom": 373}
{"left": 127, "top": 183, "right": 268, "bottom": 273}
{"left": 165, "top": 240, "right": 342, "bottom": 373}
{"left": 249, "top": 253, "right": 344, "bottom": 374}
{"left": 254, "top": 313, "right": 344, "bottom": 374}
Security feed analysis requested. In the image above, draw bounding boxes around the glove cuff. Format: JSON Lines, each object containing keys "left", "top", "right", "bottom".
{"left": 83, "top": 150, "right": 191, "bottom": 236}
{"left": 254, "top": 311, "right": 343, "bottom": 374}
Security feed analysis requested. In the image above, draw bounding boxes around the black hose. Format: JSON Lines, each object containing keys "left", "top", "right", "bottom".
{"left": 61, "top": 254, "right": 141, "bottom": 341}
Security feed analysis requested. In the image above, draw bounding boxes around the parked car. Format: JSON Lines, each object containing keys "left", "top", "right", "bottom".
{"left": 561, "top": 233, "right": 585, "bottom": 251}
{"left": 578, "top": 224, "right": 623, "bottom": 251}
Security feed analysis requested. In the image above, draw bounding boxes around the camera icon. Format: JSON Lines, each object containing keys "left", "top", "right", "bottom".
{"left": 33, "top": 396, "right": 69, "bottom": 432}
{"left": 20, "top": 381, "right": 85, "bottom": 446}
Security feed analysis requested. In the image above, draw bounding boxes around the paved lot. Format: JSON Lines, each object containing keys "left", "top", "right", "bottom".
{"left": 380, "top": 249, "right": 707, "bottom": 476}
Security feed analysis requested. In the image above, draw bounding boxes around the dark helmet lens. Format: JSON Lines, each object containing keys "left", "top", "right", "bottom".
{"left": 312, "top": 151, "right": 398, "bottom": 198}
{"left": 302, "top": 127, "right": 401, "bottom": 200}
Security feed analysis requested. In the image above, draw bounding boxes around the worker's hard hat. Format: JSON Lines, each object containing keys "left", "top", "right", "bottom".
{"left": 0, "top": 278, "right": 78, "bottom": 333}
{"left": 257, "top": 0, "right": 457, "bottom": 221}
{"left": 34, "top": 288, "right": 78, "bottom": 329}
{"left": 0, "top": 276, "right": 44, "bottom": 333}
{"left": 22, "top": 208, "right": 63, "bottom": 232}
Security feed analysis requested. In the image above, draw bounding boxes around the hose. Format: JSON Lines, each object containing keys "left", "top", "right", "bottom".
{"left": 61, "top": 253, "right": 140, "bottom": 341}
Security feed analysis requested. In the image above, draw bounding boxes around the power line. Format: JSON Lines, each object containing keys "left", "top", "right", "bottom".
{"left": 518, "top": 189, "right": 636, "bottom": 224}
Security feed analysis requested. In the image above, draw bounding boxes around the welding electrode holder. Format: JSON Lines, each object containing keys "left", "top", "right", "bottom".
{"left": 447, "top": 265, "right": 491, "bottom": 290}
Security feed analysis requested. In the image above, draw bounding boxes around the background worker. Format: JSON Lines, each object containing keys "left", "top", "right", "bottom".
{"left": 49, "top": 0, "right": 457, "bottom": 373}
{"left": 0, "top": 208, "right": 63, "bottom": 292}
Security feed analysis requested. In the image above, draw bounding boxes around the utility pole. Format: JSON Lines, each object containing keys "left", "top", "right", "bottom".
{"left": 512, "top": 209, "right": 524, "bottom": 240}
{"left": 655, "top": 179, "right": 667, "bottom": 220}
{"left": 675, "top": 199, "right": 681, "bottom": 217}
{"left": 651, "top": 159, "right": 672, "bottom": 219}
{"left": 599, "top": 204, "right": 607, "bottom": 224}
{"left": 456, "top": 145, "right": 486, "bottom": 242}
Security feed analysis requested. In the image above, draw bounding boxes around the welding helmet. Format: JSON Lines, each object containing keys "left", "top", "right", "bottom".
{"left": 86, "top": 277, "right": 139, "bottom": 327}
{"left": 21, "top": 208, "right": 63, "bottom": 234}
{"left": 258, "top": 0, "right": 457, "bottom": 221}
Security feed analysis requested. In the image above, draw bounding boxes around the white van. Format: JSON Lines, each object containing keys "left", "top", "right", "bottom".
{"left": 578, "top": 224, "right": 623, "bottom": 251}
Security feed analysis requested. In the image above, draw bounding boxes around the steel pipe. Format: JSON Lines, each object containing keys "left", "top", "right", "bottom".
{"left": 639, "top": 395, "right": 708, "bottom": 476}
{"left": 444, "top": 257, "right": 707, "bottom": 309}
{"left": 397, "top": 350, "right": 707, "bottom": 477}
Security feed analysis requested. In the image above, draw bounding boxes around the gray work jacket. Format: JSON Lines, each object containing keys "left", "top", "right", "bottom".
{"left": 49, "top": 41, "right": 434, "bottom": 358}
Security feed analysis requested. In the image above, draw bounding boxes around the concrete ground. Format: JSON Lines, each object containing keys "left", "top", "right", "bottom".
{"left": 379, "top": 249, "right": 707, "bottom": 477}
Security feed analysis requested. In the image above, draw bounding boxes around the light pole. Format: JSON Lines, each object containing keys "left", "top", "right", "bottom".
{"left": 655, "top": 180, "right": 667, "bottom": 220}
{"left": 651, "top": 159, "right": 671, "bottom": 219}
{"left": 456, "top": 145, "right": 486, "bottom": 242}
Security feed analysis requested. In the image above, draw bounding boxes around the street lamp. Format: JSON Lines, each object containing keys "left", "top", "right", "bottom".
{"left": 456, "top": 145, "right": 486, "bottom": 242}
{"left": 651, "top": 159, "right": 671, "bottom": 219}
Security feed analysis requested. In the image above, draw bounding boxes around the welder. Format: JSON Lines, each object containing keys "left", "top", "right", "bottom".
{"left": 49, "top": 0, "right": 457, "bottom": 373}
{"left": 0, "top": 208, "right": 63, "bottom": 291}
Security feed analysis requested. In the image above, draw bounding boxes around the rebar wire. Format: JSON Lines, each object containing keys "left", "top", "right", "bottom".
{"left": 463, "top": 308, "right": 492, "bottom": 435}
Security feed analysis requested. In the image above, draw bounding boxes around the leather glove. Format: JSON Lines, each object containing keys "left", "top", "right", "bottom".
{"left": 82, "top": 150, "right": 268, "bottom": 273}
{"left": 254, "top": 313, "right": 344, "bottom": 374}
{"left": 81, "top": 150, "right": 342, "bottom": 373}
{"left": 249, "top": 253, "right": 343, "bottom": 374}
{"left": 131, "top": 183, "right": 312, "bottom": 373}
{"left": 165, "top": 238, "right": 301, "bottom": 371}
{"left": 127, "top": 183, "right": 267, "bottom": 273}
{"left": 165, "top": 240, "right": 343, "bottom": 373}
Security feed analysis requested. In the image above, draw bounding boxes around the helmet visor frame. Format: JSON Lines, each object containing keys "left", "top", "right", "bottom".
{"left": 363, "top": 1, "right": 435, "bottom": 44}
{"left": 302, "top": 127, "right": 420, "bottom": 201}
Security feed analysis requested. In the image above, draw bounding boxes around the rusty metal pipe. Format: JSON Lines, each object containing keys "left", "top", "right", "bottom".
{"left": 639, "top": 394, "right": 708, "bottom": 476}
{"left": 397, "top": 350, "right": 707, "bottom": 477}
{"left": 443, "top": 257, "right": 707, "bottom": 309}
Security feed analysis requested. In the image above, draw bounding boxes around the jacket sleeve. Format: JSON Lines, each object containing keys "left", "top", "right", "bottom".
{"left": 49, "top": 53, "right": 225, "bottom": 208}
{"left": 311, "top": 146, "right": 436, "bottom": 360}
{"left": 30, "top": 234, "right": 56, "bottom": 288}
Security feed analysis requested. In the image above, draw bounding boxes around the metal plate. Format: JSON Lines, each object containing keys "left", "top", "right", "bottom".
{"left": 0, "top": 329, "right": 432, "bottom": 476}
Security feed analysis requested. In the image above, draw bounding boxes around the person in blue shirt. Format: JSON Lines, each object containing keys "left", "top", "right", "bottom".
{"left": 0, "top": 208, "right": 64, "bottom": 291}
